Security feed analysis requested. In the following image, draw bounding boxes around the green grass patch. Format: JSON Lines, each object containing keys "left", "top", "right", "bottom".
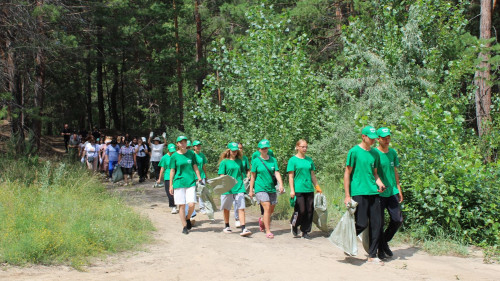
{"left": 0, "top": 157, "right": 154, "bottom": 268}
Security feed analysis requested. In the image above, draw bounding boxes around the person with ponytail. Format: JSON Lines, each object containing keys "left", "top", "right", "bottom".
{"left": 218, "top": 142, "right": 252, "bottom": 236}
{"left": 287, "top": 139, "right": 321, "bottom": 239}
{"left": 249, "top": 139, "right": 284, "bottom": 239}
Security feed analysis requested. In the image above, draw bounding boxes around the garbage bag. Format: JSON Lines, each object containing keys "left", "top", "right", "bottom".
{"left": 112, "top": 164, "right": 123, "bottom": 183}
{"left": 312, "top": 193, "right": 328, "bottom": 232}
{"left": 359, "top": 222, "right": 370, "bottom": 254}
{"left": 244, "top": 194, "right": 256, "bottom": 206}
{"left": 328, "top": 200, "right": 358, "bottom": 256}
{"left": 197, "top": 182, "right": 217, "bottom": 220}
{"left": 208, "top": 175, "right": 237, "bottom": 195}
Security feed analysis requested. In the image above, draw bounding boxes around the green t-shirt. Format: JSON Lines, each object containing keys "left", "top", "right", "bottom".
{"left": 251, "top": 149, "right": 274, "bottom": 160}
{"left": 158, "top": 153, "right": 171, "bottom": 180}
{"left": 251, "top": 156, "right": 279, "bottom": 193}
{"left": 169, "top": 150, "right": 198, "bottom": 189}
{"left": 346, "top": 145, "right": 381, "bottom": 196}
{"left": 374, "top": 147, "right": 399, "bottom": 197}
{"left": 195, "top": 152, "right": 208, "bottom": 179}
{"left": 286, "top": 155, "right": 316, "bottom": 193}
{"left": 218, "top": 158, "right": 245, "bottom": 194}
{"left": 241, "top": 155, "right": 250, "bottom": 175}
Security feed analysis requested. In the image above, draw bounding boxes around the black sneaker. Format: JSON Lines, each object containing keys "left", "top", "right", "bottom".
{"left": 302, "top": 232, "right": 311, "bottom": 240}
{"left": 378, "top": 250, "right": 387, "bottom": 260}
{"left": 383, "top": 245, "right": 393, "bottom": 257}
{"left": 291, "top": 225, "right": 298, "bottom": 237}
{"left": 182, "top": 227, "right": 189, "bottom": 234}
{"left": 186, "top": 219, "right": 192, "bottom": 230}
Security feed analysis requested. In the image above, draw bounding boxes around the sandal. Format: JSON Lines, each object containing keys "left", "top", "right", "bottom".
{"left": 366, "top": 258, "right": 384, "bottom": 265}
{"left": 266, "top": 233, "right": 274, "bottom": 239}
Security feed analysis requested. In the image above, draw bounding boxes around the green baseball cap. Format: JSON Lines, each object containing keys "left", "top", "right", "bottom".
{"left": 187, "top": 140, "right": 192, "bottom": 147}
{"left": 361, "top": 126, "right": 378, "bottom": 139}
{"left": 192, "top": 140, "right": 202, "bottom": 146}
{"left": 227, "top": 142, "right": 239, "bottom": 151}
{"left": 377, "top": 127, "right": 391, "bottom": 138}
{"left": 167, "top": 143, "right": 176, "bottom": 153}
{"left": 258, "top": 139, "right": 271, "bottom": 149}
{"left": 176, "top": 135, "right": 188, "bottom": 142}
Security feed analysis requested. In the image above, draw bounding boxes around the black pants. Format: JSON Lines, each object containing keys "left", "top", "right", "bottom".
{"left": 64, "top": 138, "right": 69, "bottom": 152}
{"left": 379, "top": 195, "right": 403, "bottom": 250}
{"left": 136, "top": 156, "right": 148, "bottom": 180}
{"left": 151, "top": 161, "right": 161, "bottom": 181}
{"left": 164, "top": 180, "right": 175, "bottom": 207}
{"left": 290, "top": 192, "right": 314, "bottom": 233}
{"left": 352, "top": 195, "right": 382, "bottom": 258}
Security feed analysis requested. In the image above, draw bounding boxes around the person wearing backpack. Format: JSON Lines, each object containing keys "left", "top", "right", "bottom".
{"left": 135, "top": 137, "right": 150, "bottom": 183}
{"left": 374, "top": 127, "right": 403, "bottom": 259}
{"left": 343, "top": 126, "right": 386, "bottom": 265}
{"left": 249, "top": 139, "right": 284, "bottom": 239}
{"left": 287, "top": 139, "right": 322, "bottom": 240}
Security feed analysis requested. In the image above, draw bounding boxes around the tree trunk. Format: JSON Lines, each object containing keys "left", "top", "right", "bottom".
{"left": 474, "top": 0, "right": 492, "bottom": 160}
{"left": 335, "top": 1, "right": 343, "bottom": 34}
{"left": 33, "top": 0, "right": 45, "bottom": 151}
{"left": 96, "top": 24, "right": 105, "bottom": 129}
{"left": 85, "top": 47, "right": 93, "bottom": 131}
{"left": 194, "top": 0, "right": 204, "bottom": 94}
{"left": 174, "top": 0, "right": 184, "bottom": 131}
{"left": 110, "top": 62, "right": 120, "bottom": 130}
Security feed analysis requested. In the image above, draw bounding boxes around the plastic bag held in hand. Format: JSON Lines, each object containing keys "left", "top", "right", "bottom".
{"left": 162, "top": 132, "right": 166, "bottom": 139}
{"left": 312, "top": 193, "right": 328, "bottom": 231}
{"left": 149, "top": 131, "right": 154, "bottom": 138}
{"left": 328, "top": 200, "right": 358, "bottom": 256}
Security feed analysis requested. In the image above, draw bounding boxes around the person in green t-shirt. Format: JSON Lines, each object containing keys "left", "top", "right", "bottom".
{"left": 251, "top": 147, "right": 274, "bottom": 225}
{"left": 193, "top": 140, "right": 208, "bottom": 214}
{"left": 249, "top": 139, "right": 284, "bottom": 239}
{"left": 234, "top": 142, "right": 250, "bottom": 228}
{"left": 344, "top": 126, "right": 386, "bottom": 264}
{"left": 375, "top": 127, "right": 403, "bottom": 259}
{"left": 169, "top": 136, "right": 202, "bottom": 235}
{"left": 287, "top": 139, "right": 322, "bottom": 240}
{"left": 218, "top": 142, "right": 252, "bottom": 237}
{"left": 157, "top": 143, "right": 178, "bottom": 214}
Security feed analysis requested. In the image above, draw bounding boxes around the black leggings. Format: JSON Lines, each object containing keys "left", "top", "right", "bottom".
{"left": 352, "top": 195, "right": 382, "bottom": 258}
{"left": 290, "top": 192, "right": 314, "bottom": 233}
{"left": 136, "top": 156, "right": 148, "bottom": 179}
{"left": 151, "top": 161, "right": 161, "bottom": 181}
{"left": 164, "top": 180, "right": 175, "bottom": 207}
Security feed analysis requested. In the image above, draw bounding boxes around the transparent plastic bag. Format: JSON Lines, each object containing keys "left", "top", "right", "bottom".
{"left": 312, "top": 193, "right": 328, "bottom": 232}
{"left": 328, "top": 200, "right": 358, "bottom": 256}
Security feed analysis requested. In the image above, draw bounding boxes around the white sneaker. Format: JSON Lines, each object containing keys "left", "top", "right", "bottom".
{"left": 223, "top": 227, "right": 232, "bottom": 234}
{"left": 171, "top": 207, "right": 178, "bottom": 214}
{"left": 240, "top": 228, "right": 252, "bottom": 237}
{"left": 235, "top": 220, "right": 241, "bottom": 228}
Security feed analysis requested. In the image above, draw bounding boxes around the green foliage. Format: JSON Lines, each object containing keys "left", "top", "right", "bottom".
{"left": 395, "top": 93, "right": 499, "bottom": 246}
{"left": 189, "top": 5, "right": 330, "bottom": 165}
{"left": 0, "top": 158, "right": 154, "bottom": 268}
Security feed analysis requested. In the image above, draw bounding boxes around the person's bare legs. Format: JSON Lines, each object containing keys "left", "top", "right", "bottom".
{"left": 186, "top": 202, "right": 195, "bottom": 219}
{"left": 224, "top": 209, "right": 230, "bottom": 224}
{"left": 178, "top": 204, "right": 187, "bottom": 227}
{"left": 261, "top": 201, "right": 272, "bottom": 235}
{"left": 238, "top": 209, "right": 245, "bottom": 226}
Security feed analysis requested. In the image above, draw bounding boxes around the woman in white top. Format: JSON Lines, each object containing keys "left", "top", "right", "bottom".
{"left": 85, "top": 136, "right": 100, "bottom": 172}
{"left": 148, "top": 132, "right": 167, "bottom": 184}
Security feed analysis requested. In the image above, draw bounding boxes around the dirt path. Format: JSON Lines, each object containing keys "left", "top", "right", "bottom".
{"left": 1, "top": 179, "right": 498, "bottom": 281}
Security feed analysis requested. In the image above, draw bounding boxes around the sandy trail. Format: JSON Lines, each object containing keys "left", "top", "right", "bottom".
{"left": 1, "top": 180, "right": 498, "bottom": 281}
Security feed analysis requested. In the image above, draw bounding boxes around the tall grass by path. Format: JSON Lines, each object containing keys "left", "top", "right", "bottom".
{"left": 0, "top": 157, "right": 154, "bottom": 268}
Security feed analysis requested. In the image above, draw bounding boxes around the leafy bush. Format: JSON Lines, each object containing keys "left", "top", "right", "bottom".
{"left": 0, "top": 158, "right": 154, "bottom": 267}
{"left": 395, "top": 94, "right": 499, "bottom": 246}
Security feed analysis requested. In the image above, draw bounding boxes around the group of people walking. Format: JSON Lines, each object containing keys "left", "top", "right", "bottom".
{"left": 63, "top": 124, "right": 403, "bottom": 264}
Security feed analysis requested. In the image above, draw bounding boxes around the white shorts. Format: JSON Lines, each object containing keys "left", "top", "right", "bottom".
{"left": 174, "top": 186, "right": 197, "bottom": 205}
{"left": 221, "top": 193, "right": 246, "bottom": 210}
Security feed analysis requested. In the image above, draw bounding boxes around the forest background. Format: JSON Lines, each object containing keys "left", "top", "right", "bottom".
{"left": 0, "top": 0, "right": 499, "bottom": 251}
